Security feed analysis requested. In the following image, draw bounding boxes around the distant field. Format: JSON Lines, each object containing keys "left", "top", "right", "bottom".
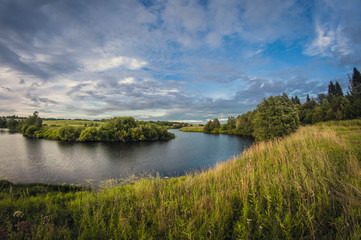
{"left": 179, "top": 125, "right": 204, "bottom": 132}
{"left": 42, "top": 119, "right": 104, "bottom": 128}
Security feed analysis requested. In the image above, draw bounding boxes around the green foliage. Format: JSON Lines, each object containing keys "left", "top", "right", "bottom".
{"left": 203, "top": 118, "right": 221, "bottom": 133}
{"left": 204, "top": 120, "right": 213, "bottom": 133}
{"left": 78, "top": 127, "right": 99, "bottom": 141}
{"left": 25, "top": 111, "right": 43, "bottom": 128}
{"left": 296, "top": 67, "right": 361, "bottom": 125}
{"left": 348, "top": 67, "right": 361, "bottom": 117}
{"left": 24, "top": 125, "right": 37, "bottom": 137}
{"left": 18, "top": 115, "right": 175, "bottom": 142}
{"left": 291, "top": 95, "right": 301, "bottom": 104}
{"left": 0, "top": 117, "right": 6, "bottom": 128}
{"left": 235, "top": 111, "right": 254, "bottom": 136}
{"left": 252, "top": 94, "right": 300, "bottom": 141}
{"left": 58, "top": 125, "right": 82, "bottom": 141}
{"left": 211, "top": 118, "right": 220, "bottom": 130}
{"left": 6, "top": 119, "right": 19, "bottom": 130}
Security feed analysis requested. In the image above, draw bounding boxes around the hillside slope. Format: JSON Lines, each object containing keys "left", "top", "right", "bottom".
{"left": 1, "top": 120, "right": 360, "bottom": 239}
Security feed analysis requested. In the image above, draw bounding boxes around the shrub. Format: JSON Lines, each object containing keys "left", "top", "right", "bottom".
{"left": 252, "top": 94, "right": 300, "bottom": 141}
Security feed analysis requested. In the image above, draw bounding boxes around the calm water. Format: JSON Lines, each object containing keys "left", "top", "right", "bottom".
{"left": 0, "top": 129, "right": 253, "bottom": 185}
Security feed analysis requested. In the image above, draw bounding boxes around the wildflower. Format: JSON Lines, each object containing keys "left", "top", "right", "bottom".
{"left": 13, "top": 211, "right": 23, "bottom": 218}
{"left": 246, "top": 219, "right": 252, "bottom": 223}
{"left": 259, "top": 226, "right": 263, "bottom": 230}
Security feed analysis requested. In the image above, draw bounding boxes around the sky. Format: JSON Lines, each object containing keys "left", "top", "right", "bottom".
{"left": 0, "top": 0, "right": 360, "bottom": 123}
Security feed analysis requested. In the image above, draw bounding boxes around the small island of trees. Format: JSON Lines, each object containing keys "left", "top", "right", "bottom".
{"left": 1, "top": 114, "right": 175, "bottom": 142}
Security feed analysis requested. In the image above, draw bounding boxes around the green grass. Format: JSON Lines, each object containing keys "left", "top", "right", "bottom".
{"left": 179, "top": 125, "right": 204, "bottom": 132}
{"left": 42, "top": 120, "right": 104, "bottom": 128}
{"left": 1, "top": 120, "right": 361, "bottom": 239}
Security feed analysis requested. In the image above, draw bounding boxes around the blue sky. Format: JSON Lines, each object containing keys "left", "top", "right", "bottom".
{"left": 0, "top": 0, "right": 360, "bottom": 123}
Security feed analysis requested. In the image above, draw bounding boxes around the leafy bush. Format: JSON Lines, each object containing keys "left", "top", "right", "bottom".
{"left": 78, "top": 127, "right": 99, "bottom": 142}
{"left": 252, "top": 94, "right": 299, "bottom": 141}
{"left": 58, "top": 125, "right": 82, "bottom": 141}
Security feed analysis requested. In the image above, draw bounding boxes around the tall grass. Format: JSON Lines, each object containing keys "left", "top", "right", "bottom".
{"left": 1, "top": 120, "right": 360, "bottom": 239}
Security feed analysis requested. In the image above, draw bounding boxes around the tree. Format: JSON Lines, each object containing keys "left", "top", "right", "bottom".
{"left": 334, "top": 81, "right": 343, "bottom": 97}
{"left": 204, "top": 120, "right": 213, "bottom": 133}
{"left": 328, "top": 81, "right": 336, "bottom": 98}
{"left": 316, "top": 93, "right": 327, "bottom": 105}
{"left": 348, "top": 67, "right": 361, "bottom": 117}
{"left": 235, "top": 112, "right": 253, "bottom": 136}
{"left": 7, "top": 119, "right": 19, "bottom": 130}
{"left": 292, "top": 96, "right": 301, "bottom": 105}
{"left": 226, "top": 116, "right": 236, "bottom": 129}
{"left": 25, "top": 111, "right": 42, "bottom": 128}
{"left": 252, "top": 94, "right": 300, "bottom": 141}
{"left": 0, "top": 117, "right": 6, "bottom": 128}
{"left": 349, "top": 67, "right": 361, "bottom": 97}
{"left": 211, "top": 118, "right": 221, "bottom": 130}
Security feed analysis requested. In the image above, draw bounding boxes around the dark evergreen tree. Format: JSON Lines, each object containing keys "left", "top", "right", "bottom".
{"left": 348, "top": 67, "right": 361, "bottom": 117}
{"left": 294, "top": 96, "right": 301, "bottom": 105}
{"left": 328, "top": 81, "right": 336, "bottom": 97}
{"left": 349, "top": 67, "right": 361, "bottom": 97}
{"left": 334, "top": 81, "right": 343, "bottom": 97}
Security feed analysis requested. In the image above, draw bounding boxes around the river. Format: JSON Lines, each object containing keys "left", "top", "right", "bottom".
{"left": 0, "top": 129, "right": 253, "bottom": 185}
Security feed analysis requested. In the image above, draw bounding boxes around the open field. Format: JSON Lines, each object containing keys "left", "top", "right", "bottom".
{"left": 42, "top": 119, "right": 104, "bottom": 128}
{"left": 1, "top": 119, "right": 360, "bottom": 239}
{"left": 179, "top": 125, "right": 204, "bottom": 132}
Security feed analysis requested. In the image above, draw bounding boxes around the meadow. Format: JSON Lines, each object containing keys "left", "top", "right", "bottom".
{"left": 42, "top": 119, "right": 104, "bottom": 128}
{"left": 179, "top": 125, "right": 204, "bottom": 132}
{"left": 1, "top": 119, "right": 360, "bottom": 239}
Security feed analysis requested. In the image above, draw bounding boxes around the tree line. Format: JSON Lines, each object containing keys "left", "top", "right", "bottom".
{"left": 204, "top": 67, "right": 361, "bottom": 141}
{"left": 1, "top": 113, "right": 175, "bottom": 142}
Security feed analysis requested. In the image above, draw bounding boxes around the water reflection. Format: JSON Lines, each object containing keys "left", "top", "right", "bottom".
{"left": 0, "top": 130, "right": 253, "bottom": 185}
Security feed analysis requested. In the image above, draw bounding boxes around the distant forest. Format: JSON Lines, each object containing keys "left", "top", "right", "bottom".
{"left": 204, "top": 67, "right": 361, "bottom": 141}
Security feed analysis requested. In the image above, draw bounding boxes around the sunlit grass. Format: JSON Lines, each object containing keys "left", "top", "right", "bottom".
{"left": 42, "top": 119, "right": 104, "bottom": 128}
{"left": 1, "top": 119, "right": 360, "bottom": 239}
{"left": 179, "top": 125, "right": 204, "bottom": 132}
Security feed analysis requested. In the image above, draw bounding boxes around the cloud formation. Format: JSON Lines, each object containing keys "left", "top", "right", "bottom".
{"left": 0, "top": 0, "right": 360, "bottom": 122}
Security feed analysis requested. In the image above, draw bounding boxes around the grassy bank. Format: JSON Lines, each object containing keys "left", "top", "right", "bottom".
{"left": 1, "top": 120, "right": 361, "bottom": 239}
{"left": 179, "top": 125, "right": 204, "bottom": 132}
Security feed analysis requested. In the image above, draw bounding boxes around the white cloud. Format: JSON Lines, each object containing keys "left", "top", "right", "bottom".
{"left": 118, "top": 77, "right": 136, "bottom": 85}
{"left": 84, "top": 56, "right": 148, "bottom": 72}
{"left": 304, "top": 22, "right": 351, "bottom": 57}
{"left": 304, "top": 23, "right": 335, "bottom": 56}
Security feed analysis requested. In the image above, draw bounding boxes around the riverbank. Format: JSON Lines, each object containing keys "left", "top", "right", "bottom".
{"left": 1, "top": 119, "right": 360, "bottom": 239}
